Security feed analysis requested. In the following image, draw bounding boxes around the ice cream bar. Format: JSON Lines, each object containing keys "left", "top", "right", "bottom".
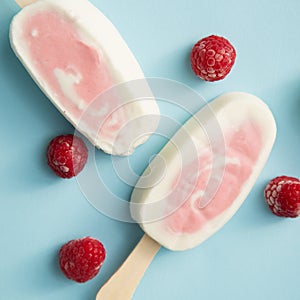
{"left": 10, "top": 0, "right": 160, "bottom": 155}
{"left": 131, "top": 92, "right": 276, "bottom": 251}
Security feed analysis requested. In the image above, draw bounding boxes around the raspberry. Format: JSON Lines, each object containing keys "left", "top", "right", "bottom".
{"left": 59, "top": 237, "right": 106, "bottom": 283}
{"left": 264, "top": 176, "right": 300, "bottom": 218}
{"left": 47, "top": 134, "right": 88, "bottom": 178}
{"left": 190, "top": 35, "right": 236, "bottom": 82}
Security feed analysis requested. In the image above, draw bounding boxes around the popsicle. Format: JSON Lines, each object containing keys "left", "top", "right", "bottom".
{"left": 10, "top": 0, "right": 160, "bottom": 155}
{"left": 97, "top": 92, "right": 276, "bottom": 299}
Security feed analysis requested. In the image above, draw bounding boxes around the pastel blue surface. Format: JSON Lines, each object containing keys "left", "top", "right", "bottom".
{"left": 1, "top": 0, "right": 300, "bottom": 299}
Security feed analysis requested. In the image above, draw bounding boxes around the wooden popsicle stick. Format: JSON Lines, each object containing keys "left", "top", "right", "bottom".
{"left": 15, "top": 0, "right": 36, "bottom": 8}
{"left": 96, "top": 234, "right": 161, "bottom": 300}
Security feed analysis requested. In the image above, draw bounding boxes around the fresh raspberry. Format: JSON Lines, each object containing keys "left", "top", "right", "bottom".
{"left": 190, "top": 35, "right": 236, "bottom": 82}
{"left": 47, "top": 134, "right": 88, "bottom": 178}
{"left": 264, "top": 176, "right": 300, "bottom": 218}
{"left": 59, "top": 237, "right": 106, "bottom": 283}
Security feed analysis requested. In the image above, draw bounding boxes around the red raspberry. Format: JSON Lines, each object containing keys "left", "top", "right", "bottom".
{"left": 264, "top": 176, "right": 300, "bottom": 218}
{"left": 190, "top": 35, "right": 236, "bottom": 82}
{"left": 59, "top": 237, "right": 106, "bottom": 283}
{"left": 47, "top": 134, "right": 88, "bottom": 178}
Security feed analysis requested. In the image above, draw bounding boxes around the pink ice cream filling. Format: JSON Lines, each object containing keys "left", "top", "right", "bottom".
{"left": 23, "top": 11, "right": 124, "bottom": 137}
{"left": 165, "top": 121, "right": 262, "bottom": 234}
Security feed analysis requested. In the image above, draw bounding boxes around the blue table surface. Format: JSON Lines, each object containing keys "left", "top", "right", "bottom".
{"left": 1, "top": 0, "right": 299, "bottom": 299}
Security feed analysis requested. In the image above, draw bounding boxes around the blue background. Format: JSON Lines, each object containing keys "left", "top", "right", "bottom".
{"left": 1, "top": 0, "right": 300, "bottom": 299}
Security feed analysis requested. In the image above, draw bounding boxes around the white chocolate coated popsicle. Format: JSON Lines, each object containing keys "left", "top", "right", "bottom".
{"left": 10, "top": 0, "right": 160, "bottom": 155}
{"left": 131, "top": 92, "right": 276, "bottom": 251}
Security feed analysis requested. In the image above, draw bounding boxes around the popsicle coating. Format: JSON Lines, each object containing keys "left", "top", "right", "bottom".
{"left": 10, "top": 0, "right": 160, "bottom": 155}
{"left": 131, "top": 92, "right": 277, "bottom": 251}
